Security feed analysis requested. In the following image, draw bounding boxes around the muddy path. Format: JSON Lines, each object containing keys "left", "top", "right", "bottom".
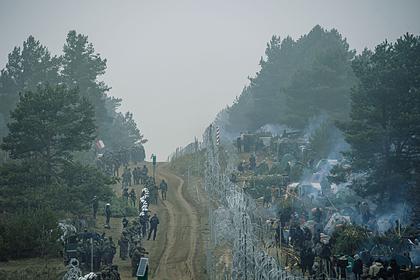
{"left": 102, "top": 162, "right": 207, "bottom": 280}
{"left": 148, "top": 163, "right": 201, "bottom": 280}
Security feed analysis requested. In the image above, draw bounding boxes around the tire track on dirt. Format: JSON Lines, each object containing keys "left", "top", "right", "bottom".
{"left": 151, "top": 164, "right": 199, "bottom": 280}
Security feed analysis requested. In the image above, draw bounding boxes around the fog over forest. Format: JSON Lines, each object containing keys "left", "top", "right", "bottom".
{"left": 1, "top": 0, "right": 419, "bottom": 159}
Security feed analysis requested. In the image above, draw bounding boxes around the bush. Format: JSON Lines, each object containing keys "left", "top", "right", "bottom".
{"left": 0, "top": 161, "right": 114, "bottom": 215}
{"left": 0, "top": 208, "right": 60, "bottom": 260}
{"left": 330, "top": 224, "right": 369, "bottom": 255}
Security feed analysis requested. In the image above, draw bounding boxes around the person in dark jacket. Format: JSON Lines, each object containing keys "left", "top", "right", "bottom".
{"left": 92, "top": 196, "right": 99, "bottom": 219}
{"left": 105, "top": 203, "right": 112, "bottom": 228}
{"left": 160, "top": 179, "right": 168, "bottom": 200}
{"left": 148, "top": 213, "right": 159, "bottom": 241}
{"left": 352, "top": 254, "right": 363, "bottom": 280}
{"left": 118, "top": 232, "right": 129, "bottom": 260}
{"left": 390, "top": 259, "right": 400, "bottom": 280}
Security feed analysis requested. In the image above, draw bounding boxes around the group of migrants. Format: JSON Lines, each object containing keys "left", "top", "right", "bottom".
{"left": 231, "top": 135, "right": 420, "bottom": 280}
{"left": 237, "top": 154, "right": 257, "bottom": 173}
{"left": 269, "top": 202, "right": 419, "bottom": 279}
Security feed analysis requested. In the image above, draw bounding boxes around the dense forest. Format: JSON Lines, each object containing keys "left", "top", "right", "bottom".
{"left": 0, "top": 31, "right": 146, "bottom": 259}
{"left": 222, "top": 25, "right": 356, "bottom": 131}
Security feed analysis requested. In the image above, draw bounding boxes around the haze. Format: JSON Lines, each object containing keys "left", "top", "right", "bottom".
{"left": 1, "top": 0, "right": 419, "bottom": 160}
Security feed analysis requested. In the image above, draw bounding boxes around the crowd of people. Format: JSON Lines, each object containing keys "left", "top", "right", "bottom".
{"left": 63, "top": 229, "right": 117, "bottom": 275}
{"left": 117, "top": 164, "right": 165, "bottom": 276}
{"left": 63, "top": 162, "right": 168, "bottom": 278}
{"left": 231, "top": 139, "right": 420, "bottom": 280}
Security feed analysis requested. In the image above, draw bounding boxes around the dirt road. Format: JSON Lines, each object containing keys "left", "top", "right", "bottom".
{"left": 147, "top": 163, "right": 201, "bottom": 280}
{"left": 104, "top": 162, "right": 207, "bottom": 280}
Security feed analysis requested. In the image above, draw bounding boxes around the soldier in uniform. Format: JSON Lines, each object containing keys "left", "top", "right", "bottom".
{"left": 159, "top": 179, "right": 168, "bottom": 200}
{"left": 92, "top": 240, "right": 102, "bottom": 272}
{"left": 118, "top": 232, "right": 129, "bottom": 260}
{"left": 131, "top": 245, "right": 147, "bottom": 277}
{"left": 141, "top": 165, "right": 148, "bottom": 184}
{"left": 92, "top": 196, "right": 99, "bottom": 219}
{"left": 103, "top": 237, "right": 116, "bottom": 265}
{"left": 129, "top": 189, "right": 136, "bottom": 207}
{"left": 122, "top": 188, "right": 129, "bottom": 204}
{"left": 148, "top": 213, "right": 160, "bottom": 241}
{"left": 105, "top": 203, "right": 112, "bottom": 228}
{"left": 150, "top": 184, "right": 158, "bottom": 205}
{"left": 127, "top": 168, "right": 132, "bottom": 186}
{"left": 139, "top": 212, "right": 149, "bottom": 237}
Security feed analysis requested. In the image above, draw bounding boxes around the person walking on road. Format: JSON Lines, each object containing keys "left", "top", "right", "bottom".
{"left": 148, "top": 213, "right": 159, "bottom": 240}
{"left": 160, "top": 179, "right": 168, "bottom": 200}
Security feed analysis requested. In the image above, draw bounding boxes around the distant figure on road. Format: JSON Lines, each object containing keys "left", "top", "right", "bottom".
{"left": 160, "top": 179, "right": 168, "bottom": 200}
{"left": 148, "top": 213, "right": 159, "bottom": 240}
{"left": 105, "top": 203, "right": 112, "bottom": 228}
{"left": 150, "top": 184, "right": 158, "bottom": 205}
{"left": 141, "top": 165, "right": 148, "bottom": 184}
{"left": 236, "top": 136, "right": 242, "bottom": 153}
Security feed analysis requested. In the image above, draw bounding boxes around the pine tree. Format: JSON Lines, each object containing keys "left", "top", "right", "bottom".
{"left": 341, "top": 34, "right": 420, "bottom": 202}
{"left": 1, "top": 84, "right": 96, "bottom": 182}
{"left": 0, "top": 36, "right": 60, "bottom": 137}
{"left": 61, "top": 30, "right": 110, "bottom": 137}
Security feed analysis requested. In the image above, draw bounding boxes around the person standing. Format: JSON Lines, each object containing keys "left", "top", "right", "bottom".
{"left": 236, "top": 136, "right": 242, "bottom": 153}
{"left": 122, "top": 188, "right": 129, "bottom": 204}
{"left": 249, "top": 154, "right": 256, "bottom": 171}
{"left": 122, "top": 216, "right": 129, "bottom": 228}
{"left": 150, "top": 184, "right": 158, "bottom": 205}
{"left": 118, "top": 232, "right": 129, "bottom": 260}
{"left": 129, "top": 189, "right": 137, "bottom": 207}
{"left": 103, "top": 237, "right": 116, "bottom": 265}
{"left": 131, "top": 245, "right": 147, "bottom": 277}
{"left": 127, "top": 168, "right": 132, "bottom": 186}
{"left": 160, "top": 179, "right": 168, "bottom": 200}
{"left": 92, "top": 196, "right": 99, "bottom": 219}
{"left": 148, "top": 213, "right": 159, "bottom": 241}
{"left": 105, "top": 203, "right": 112, "bottom": 228}
{"left": 141, "top": 165, "right": 148, "bottom": 184}
{"left": 352, "top": 254, "right": 363, "bottom": 280}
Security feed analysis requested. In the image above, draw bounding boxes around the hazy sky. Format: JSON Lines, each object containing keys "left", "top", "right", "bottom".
{"left": 1, "top": 0, "right": 419, "bottom": 160}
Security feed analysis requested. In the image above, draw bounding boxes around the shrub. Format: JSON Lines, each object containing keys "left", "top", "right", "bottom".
{"left": 330, "top": 224, "right": 369, "bottom": 255}
{"left": 0, "top": 208, "right": 60, "bottom": 260}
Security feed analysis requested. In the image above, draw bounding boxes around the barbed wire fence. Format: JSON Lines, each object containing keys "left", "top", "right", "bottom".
{"left": 202, "top": 125, "right": 294, "bottom": 280}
